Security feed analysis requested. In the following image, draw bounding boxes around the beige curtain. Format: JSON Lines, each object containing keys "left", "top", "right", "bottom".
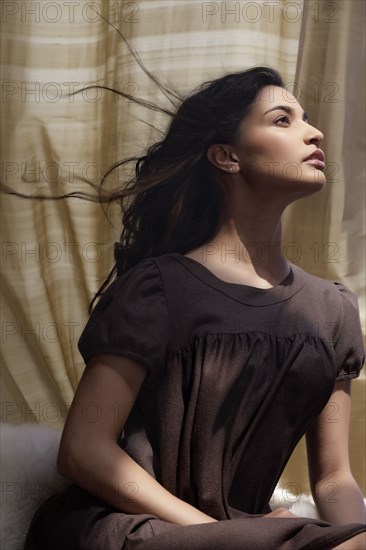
{"left": 1, "top": 0, "right": 365, "bottom": 497}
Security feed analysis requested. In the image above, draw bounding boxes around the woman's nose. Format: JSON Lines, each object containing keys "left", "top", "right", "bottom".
{"left": 305, "top": 123, "right": 324, "bottom": 146}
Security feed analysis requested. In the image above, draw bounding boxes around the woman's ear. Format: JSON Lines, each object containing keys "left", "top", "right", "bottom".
{"left": 207, "top": 144, "right": 239, "bottom": 173}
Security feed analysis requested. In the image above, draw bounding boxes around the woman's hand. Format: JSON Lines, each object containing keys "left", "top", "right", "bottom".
{"left": 264, "top": 510, "right": 365, "bottom": 549}
{"left": 264, "top": 507, "right": 299, "bottom": 518}
{"left": 331, "top": 533, "right": 366, "bottom": 549}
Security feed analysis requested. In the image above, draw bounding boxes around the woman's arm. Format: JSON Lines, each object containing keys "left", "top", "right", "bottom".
{"left": 57, "top": 354, "right": 218, "bottom": 526}
{"left": 306, "top": 380, "right": 366, "bottom": 525}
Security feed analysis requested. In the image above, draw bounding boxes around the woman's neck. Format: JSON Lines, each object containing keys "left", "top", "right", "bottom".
{"left": 185, "top": 203, "right": 290, "bottom": 288}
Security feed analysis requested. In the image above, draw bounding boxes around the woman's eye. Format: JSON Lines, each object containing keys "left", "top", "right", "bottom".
{"left": 275, "top": 116, "right": 289, "bottom": 125}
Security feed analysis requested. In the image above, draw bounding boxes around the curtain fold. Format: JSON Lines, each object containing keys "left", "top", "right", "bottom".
{"left": 1, "top": 0, "right": 364, "bottom": 494}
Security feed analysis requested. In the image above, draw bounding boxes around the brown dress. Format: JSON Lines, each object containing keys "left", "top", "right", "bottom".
{"left": 24, "top": 253, "right": 366, "bottom": 549}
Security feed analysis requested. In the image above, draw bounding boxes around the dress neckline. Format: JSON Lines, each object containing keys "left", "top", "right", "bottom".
{"left": 167, "top": 253, "right": 306, "bottom": 306}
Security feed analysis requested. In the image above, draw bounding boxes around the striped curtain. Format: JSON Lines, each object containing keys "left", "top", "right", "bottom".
{"left": 1, "top": 0, "right": 364, "bottom": 495}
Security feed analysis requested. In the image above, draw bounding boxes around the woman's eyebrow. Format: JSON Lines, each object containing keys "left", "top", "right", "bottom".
{"left": 263, "top": 105, "right": 308, "bottom": 122}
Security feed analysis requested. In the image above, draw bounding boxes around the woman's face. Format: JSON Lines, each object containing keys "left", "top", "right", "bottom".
{"left": 232, "top": 85, "right": 326, "bottom": 197}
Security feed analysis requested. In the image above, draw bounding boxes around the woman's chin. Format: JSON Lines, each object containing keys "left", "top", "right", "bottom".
{"left": 301, "top": 163, "right": 327, "bottom": 185}
{"left": 279, "top": 174, "right": 327, "bottom": 201}
{"left": 292, "top": 165, "right": 326, "bottom": 185}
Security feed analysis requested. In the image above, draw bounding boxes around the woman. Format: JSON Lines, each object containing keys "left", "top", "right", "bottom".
{"left": 23, "top": 65, "right": 365, "bottom": 549}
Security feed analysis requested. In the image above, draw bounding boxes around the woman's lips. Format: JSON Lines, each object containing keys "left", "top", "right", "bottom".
{"left": 304, "top": 159, "right": 325, "bottom": 170}
{"left": 303, "top": 149, "right": 325, "bottom": 170}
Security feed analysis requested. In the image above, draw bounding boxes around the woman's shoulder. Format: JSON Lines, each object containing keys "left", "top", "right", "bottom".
{"left": 291, "top": 263, "right": 360, "bottom": 310}
{"left": 112, "top": 255, "right": 164, "bottom": 289}
{"left": 91, "top": 255, "right": 166, "bottom": 316}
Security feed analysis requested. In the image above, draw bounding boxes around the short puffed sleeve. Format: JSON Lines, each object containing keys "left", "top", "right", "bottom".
{"left": 332, "top": 282, "right": 365, "bottom": 382}
{"left": 78, "top": 258, "right": 170, "bottom": 388}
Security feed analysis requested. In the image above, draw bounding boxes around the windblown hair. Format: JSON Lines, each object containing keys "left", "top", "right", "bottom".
{"left": 1, "top": 14, "right": 284, "bottom": 312}
{"left": 107, "top": 67, "right": 284, "bottom": 291}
